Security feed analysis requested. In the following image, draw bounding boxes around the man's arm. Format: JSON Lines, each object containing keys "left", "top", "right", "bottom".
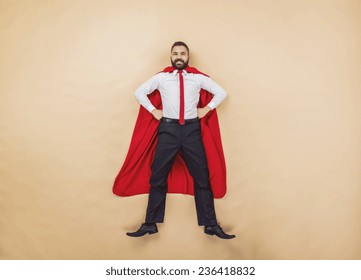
{"left": 134, "top": 73, "right": 163, "bottom": 120}
{"left": 196, "top": 74, "right": 227, "bottom": 118}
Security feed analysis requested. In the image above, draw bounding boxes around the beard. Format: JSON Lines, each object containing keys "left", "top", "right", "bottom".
{"left": 171, "top": 58, "right": 189, "bottom": 70}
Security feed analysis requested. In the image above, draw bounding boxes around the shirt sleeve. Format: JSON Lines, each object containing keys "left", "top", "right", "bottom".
{"left": 134, "top": 73, "right": 163, "bottom": 112}
{"left": 195, "top": 74, "right": 227, "bottom": 110}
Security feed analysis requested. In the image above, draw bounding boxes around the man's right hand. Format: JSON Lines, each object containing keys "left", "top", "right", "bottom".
{"left": 151, "top": 109, "right": 163, "bottom": 120}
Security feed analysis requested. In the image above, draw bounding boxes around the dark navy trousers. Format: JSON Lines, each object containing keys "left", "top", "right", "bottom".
{"left": 145, "top": 119, "right": 217, "bottom": 226}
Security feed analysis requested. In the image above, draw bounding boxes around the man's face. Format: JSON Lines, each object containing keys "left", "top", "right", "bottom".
{"left": 170, "top": 45, "right": 189, "bottom": 70}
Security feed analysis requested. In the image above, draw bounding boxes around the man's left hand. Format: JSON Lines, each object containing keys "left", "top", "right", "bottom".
{"left": 197, "top": 106, "right": 211, "bottom": 119}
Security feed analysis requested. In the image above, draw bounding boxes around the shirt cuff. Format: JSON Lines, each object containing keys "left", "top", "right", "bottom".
{"left": 146, "top": 104, "right": 156, "bottom": 113}
{"left": 207, "top": 101, "right": 216, "bottom": 110}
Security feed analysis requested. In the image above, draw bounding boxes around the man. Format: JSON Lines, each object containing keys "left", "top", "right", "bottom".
{"left": 116, "top": 41, "right": 235, "bottom": 239}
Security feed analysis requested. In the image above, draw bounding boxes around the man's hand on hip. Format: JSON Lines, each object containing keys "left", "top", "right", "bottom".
{"left": 151, "top": 109, "right": 163, "bottom": 120}
{"left": 197, "top": 106, "right": 211, "bottom": 119}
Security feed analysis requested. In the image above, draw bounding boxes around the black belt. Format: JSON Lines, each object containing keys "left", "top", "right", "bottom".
{"left": 161, "top": 117, "right": 199, "bottom": 124}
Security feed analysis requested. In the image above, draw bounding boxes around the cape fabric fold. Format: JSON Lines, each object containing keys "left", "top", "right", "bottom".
{"left": 112, "top": 66, "right": 227, "bottom": 198}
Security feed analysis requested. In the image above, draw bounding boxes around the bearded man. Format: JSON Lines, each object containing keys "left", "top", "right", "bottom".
{"left": 113, "top": 41, "right": 235, "bottom": 239}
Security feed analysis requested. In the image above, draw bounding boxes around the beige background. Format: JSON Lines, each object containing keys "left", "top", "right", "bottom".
{"left": 1, "top": 0, "right": 361, "bottom": 259}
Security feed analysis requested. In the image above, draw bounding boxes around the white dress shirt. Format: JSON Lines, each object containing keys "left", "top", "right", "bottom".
{"left": 135, "top": 69, "right": 227, "bottom": 119}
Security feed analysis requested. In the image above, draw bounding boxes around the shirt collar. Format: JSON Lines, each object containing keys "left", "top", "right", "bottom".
{"left": 172, "top": 69, "right": 188, "bottom": 76}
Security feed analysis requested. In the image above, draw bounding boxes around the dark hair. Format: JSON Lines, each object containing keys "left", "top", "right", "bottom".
{"left": 171, "top": 41, "right": 189, "bottom": 53}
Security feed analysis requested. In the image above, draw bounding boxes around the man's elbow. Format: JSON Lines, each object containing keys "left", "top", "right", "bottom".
{"left": 134, "top": 90, "right": 142, "bottom": 102}
{"left": 221, "top": 90, "right": 228, "bottom": 100}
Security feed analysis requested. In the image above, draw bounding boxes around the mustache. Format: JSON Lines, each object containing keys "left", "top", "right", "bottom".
{"left": 174, "top": 59, "right": 184, "bottom": 63}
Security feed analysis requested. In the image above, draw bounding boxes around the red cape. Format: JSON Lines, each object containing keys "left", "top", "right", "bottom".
{"left": 113, "top": 66, "right": 227, "bottom": 198}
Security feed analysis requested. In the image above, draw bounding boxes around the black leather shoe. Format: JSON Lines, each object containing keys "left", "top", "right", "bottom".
{"left": 204, "top": 225, "right": 235, "bottom": 239}
{"left": 126, "top": 223, "right": 158, "bottom": 237}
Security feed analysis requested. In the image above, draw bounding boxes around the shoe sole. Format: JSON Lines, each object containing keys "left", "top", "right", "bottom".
{"left": 126, "top": 230, "right": 158, "bottom": 237}
{"left": 204, "top": 230, "right": 235, "bottom": 239}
